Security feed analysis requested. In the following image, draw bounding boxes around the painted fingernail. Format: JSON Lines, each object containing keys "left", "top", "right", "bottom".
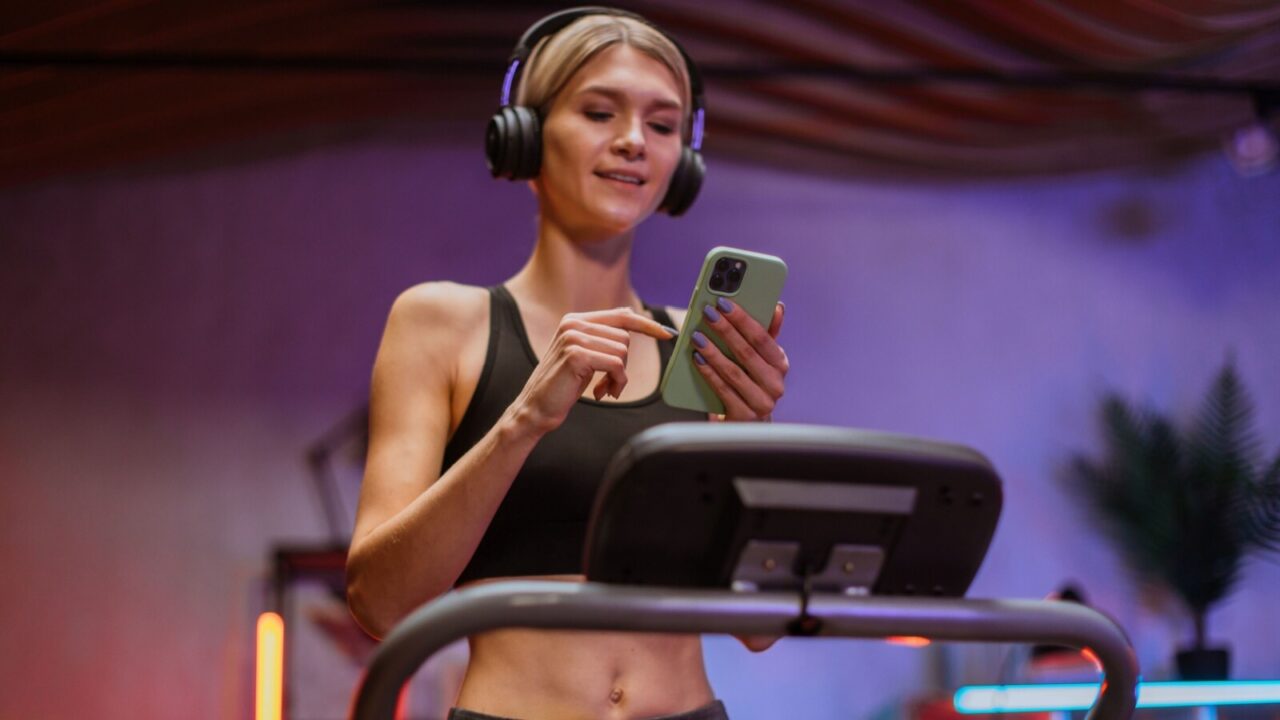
{"left": 717, "top": 297, "right": 734, "bottom": 314}
{"left": 778, "top": 301, "right": 786, "bottom": 315}
{"left": 693, "top": 351, "right": 707, "bottom": 366}
{"left": 661, "top": 324, "right": 678, "bottom": 336}
{"left": 691, "top": 330, "right": 708, "bottom": 348}
{"left": 702, "top": 304, "right": 721, "bottom": 323}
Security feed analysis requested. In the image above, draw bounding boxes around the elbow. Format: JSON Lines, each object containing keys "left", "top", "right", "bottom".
{"left": 345, "top": 546, "right": 453, "bottom": 640}
{"left": 735, "top": 634, "right": 781, "bottom": 653}
{"left": 345, "top": 549, "right": 395, "bottom": 640}
{"left": 345, "top": 582, "right": 388, "bottom": 641}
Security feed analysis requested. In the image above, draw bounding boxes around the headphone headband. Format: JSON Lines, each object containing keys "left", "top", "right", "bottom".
{"left": 498, "top": 6, "right": 705, "bottom": 151}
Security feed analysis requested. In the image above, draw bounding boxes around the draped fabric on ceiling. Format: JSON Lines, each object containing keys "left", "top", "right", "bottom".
{"left": 2, "top": 0, "right": 1279, "bottom": 186}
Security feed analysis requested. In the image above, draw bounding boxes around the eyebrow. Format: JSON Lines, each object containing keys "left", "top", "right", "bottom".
{"left": 577, "top": 85, "right": 682, "bottom": 112}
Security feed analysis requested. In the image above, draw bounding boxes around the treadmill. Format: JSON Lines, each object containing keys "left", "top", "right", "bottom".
{"left": 350, "top": 423, "right": 1139, "bottom": 720}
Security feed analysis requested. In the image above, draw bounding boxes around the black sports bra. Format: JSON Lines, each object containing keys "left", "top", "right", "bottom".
{"left": 442, "top": 285, "right": 706, "bottom": 584}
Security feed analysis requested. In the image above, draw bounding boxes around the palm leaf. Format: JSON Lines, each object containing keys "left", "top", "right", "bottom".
{"left": 1244, "top": 455, "right": 1280, "bottom": 553}
{"left": 1066, "top": 396, "right": 1181, "bottom": 590}
{"left": 1065, "top": 360, "right": 1280, "bottom": 646}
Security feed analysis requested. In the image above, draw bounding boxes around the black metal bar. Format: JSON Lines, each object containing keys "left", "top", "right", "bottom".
{"left": 0, "top": 51, "right": 505, "bottom": 75}
{"left": 809, "top": 594, "right": 1140, "bottom": 720}
{"left": 349, "top": 581, "right": 1139, "bottom": 720}
{"left": 704, "top": 63, "right": 1280, "bottom": 97}
{"left": 2, "top": 50, "right": 1277, "bottom": 96}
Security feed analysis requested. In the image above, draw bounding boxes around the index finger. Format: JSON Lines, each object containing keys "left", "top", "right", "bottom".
{"left": 767, "top": 302, "right": 784, "bottom": 339}
{"left": 581, "top": 307, "right": 676, "bottom": 340}
{"left": 719, "top": 301, "right": 786, "bottom": 367}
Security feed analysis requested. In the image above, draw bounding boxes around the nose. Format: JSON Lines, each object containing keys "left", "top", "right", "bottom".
{"left": 611, "top": 115, "right": 646, "bottom": 161}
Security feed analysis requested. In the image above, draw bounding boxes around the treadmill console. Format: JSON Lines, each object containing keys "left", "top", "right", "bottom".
{"left": 583, "top": 424, "right": 1001, "bottom": 597}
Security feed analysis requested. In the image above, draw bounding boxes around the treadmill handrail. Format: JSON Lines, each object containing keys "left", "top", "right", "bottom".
{"left": 349, "top": 581, "right": 1138, "bottom": 720}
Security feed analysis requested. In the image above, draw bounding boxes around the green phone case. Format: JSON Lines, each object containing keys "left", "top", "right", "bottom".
{"left": 660, "top": 246, "right": 788, "bottom": 414}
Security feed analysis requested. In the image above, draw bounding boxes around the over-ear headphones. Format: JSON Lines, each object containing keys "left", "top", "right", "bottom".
{"left": 484, "top": 6, "right": 706, "bottom": 217}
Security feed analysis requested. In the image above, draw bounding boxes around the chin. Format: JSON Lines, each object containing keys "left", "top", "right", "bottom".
{"left": 591, "top": 200, "right": 657, "bottom": 236}
{"left": 541, "top": 188, "right": 660, "bottom": 241}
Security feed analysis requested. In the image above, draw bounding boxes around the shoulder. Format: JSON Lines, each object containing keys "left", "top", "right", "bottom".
{"left": 378, "top": 282, "right": 489, "bottom": 373}
{"left": 389, "top": 281, "right": 489, "bottom": 330}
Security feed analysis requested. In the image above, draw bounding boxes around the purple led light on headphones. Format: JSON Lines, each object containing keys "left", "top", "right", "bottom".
{"left": 691, "top": 108, "right": 705, "bottom": 150}
{"left": 500, "top": 59, "right": 521, "bottom": 106}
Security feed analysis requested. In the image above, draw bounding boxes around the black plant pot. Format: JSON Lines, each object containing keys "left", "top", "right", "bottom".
{"left": 1175, "top": 647, "right": 1231, "bottom": 680}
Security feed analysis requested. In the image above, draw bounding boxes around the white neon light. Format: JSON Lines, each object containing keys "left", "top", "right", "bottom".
{"left": 954, "top": 681, "right": 1280, "bottom": 713}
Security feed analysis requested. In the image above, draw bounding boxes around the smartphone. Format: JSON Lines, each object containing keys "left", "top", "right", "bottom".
{"left": 660, "top": 246, "right": 788, "bottom": 414}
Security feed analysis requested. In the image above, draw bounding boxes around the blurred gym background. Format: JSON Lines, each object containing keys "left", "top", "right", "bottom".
{"left": 2, "top": 2, "right": 1278, "bottom": 718}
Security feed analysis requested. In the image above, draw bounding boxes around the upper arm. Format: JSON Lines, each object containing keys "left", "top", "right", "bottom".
{"left": 350, "top": 283, "right": 480, "bottom": 549}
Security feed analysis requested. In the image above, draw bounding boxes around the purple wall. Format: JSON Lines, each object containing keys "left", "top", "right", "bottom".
{"left": 2, "top": 122, "right": 1278, "bottom": 719}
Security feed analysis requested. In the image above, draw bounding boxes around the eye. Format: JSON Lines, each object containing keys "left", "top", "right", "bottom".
{"left": 648, "top": 122, "right": 676, "bottom": 136}
{"left": 585, "top": 111, "right": 613, "bottom": 122}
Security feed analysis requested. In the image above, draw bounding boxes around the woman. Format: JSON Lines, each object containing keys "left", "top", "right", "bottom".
{"left": 346, "top": 9, "right": 789, "bottom": 719}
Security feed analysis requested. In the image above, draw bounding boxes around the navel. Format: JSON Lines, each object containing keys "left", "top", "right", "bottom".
{"left": 609, "top": 687, "right": 624, "bottom": 705}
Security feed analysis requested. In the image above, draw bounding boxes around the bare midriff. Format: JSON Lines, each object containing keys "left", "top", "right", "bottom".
{"left": 453, "top": 575, "right": 715, "bottom": 720}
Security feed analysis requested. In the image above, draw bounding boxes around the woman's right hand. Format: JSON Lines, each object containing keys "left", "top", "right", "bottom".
{"left": 509, "top": 307, "right": 675, "bottom": 435}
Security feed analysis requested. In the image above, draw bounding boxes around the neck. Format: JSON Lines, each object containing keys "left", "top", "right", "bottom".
{"left": 507, "top": 215, "right": 644, "bottom": 316}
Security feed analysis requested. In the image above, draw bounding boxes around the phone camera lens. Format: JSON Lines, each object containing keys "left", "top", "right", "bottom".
{"left": 715, "top": 258, "right": 731, "bottom": 271}
{"left": 710, "top": 273, "right": 725, "bottom": 290}
{"left": 727, "top": 268, "right": 742, "bottom": 283}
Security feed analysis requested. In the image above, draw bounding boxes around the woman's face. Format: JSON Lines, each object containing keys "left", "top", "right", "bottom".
{"left": 535, "top": 43, "right": 685, "bottom": 240}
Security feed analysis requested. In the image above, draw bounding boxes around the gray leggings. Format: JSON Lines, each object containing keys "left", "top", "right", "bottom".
{"left": 447, "top": 699, "right": 729, "bottom": 720}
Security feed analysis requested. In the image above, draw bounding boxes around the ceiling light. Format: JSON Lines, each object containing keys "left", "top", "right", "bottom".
{"left": 1224, "top": 92, "right": 1279, "bottom": 177}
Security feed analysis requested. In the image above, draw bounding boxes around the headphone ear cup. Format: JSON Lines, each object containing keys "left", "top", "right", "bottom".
{"left": 485, "top": 107, "right": 512, "bottom": 179}
{"left": 486, "top": 106, "right": 542, "bottom": 180}
{"left": 514, "top": 106, "right": 542, "bottom": 179}
{"left": 660, "top": 146, "right": 705, "bottom": 217}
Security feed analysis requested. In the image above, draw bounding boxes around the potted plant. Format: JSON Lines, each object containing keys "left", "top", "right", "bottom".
{"left": 1066, "top": 360, "right": 1280, "bottom": 679}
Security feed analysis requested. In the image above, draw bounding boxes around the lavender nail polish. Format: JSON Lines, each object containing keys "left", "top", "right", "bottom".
{"left": 702, "top": 304, "right": 721, "bottom": 323}
{"left": 693, "top": 351, "right": 707, "bottom": 366}
{"left": 717, "top": 297, "right": 734, "bottom": 314}
{"left": 691, "top": 330, "right": 708, "bottom": 348}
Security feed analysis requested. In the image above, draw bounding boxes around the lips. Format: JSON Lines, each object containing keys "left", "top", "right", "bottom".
{"left": 594, "top": 170, "right": 646, "bottom": 186}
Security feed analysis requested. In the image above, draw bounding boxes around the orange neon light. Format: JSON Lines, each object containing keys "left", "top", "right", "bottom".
{"left": 886, "top": 635, "right": 932, "bottom": 648}
{"left": 256, "top": 612, "right": 284, "bottom": 720}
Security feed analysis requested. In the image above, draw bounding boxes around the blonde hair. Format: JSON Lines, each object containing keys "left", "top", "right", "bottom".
{"left": 515, "top": 13, "right": 693, "bottom": 137}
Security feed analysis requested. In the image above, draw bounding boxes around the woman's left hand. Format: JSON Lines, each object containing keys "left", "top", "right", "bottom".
{"left": 692, "top": 299, "right": 788, "bottom": 422}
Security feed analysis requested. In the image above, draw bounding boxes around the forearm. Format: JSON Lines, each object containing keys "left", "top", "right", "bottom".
{"left": 346, "top": 405, "right": 545, "bottom": 638}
